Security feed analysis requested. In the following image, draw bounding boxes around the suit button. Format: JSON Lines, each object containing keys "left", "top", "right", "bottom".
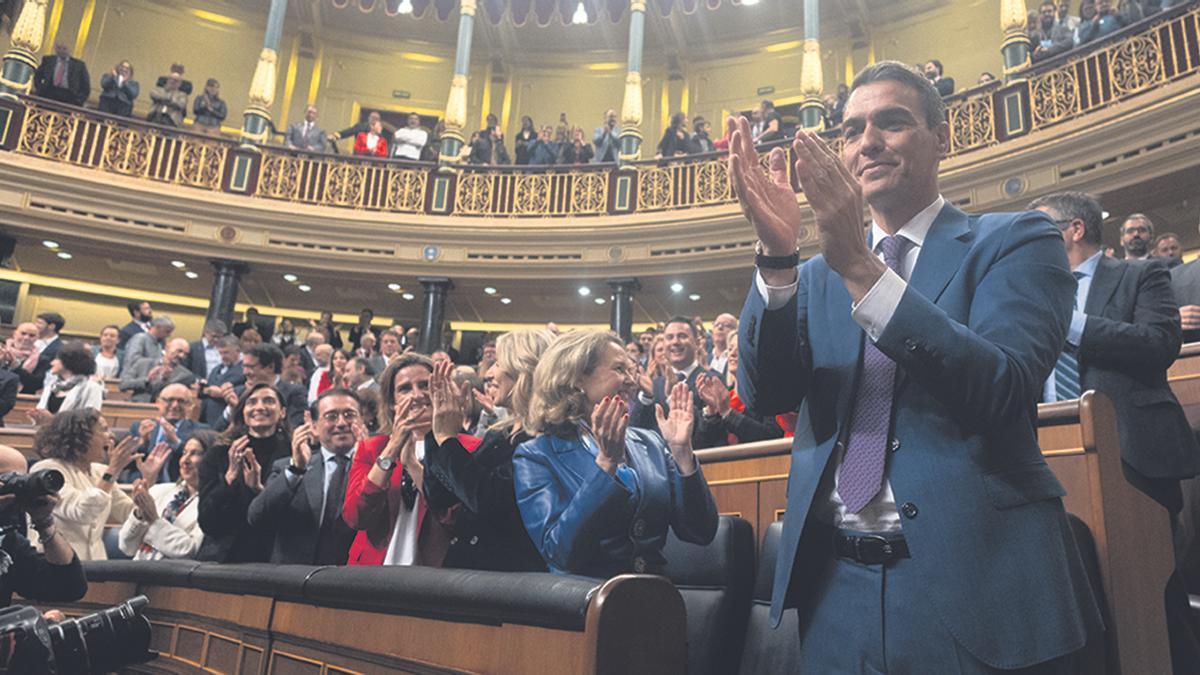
{"left": 834, "top": 441, "right": 846, "bottom": 453}
{"left": 901, "top": 502, "right": 918, "bottom": 519}
{"left": 632, "top": 519, "right": 646, "bottom": 537}
{"left": 904, "top": 339, "right": 918, "bottom": 352}
{"left": 633, "top": 556, "right": 647, "bottom": 573}
{"left": 890, "top": 438, "right": 901, "bottom": 453}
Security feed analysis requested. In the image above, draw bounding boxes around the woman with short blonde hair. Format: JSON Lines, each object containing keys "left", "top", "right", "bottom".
{"left": 514, "top": 330, "right": 718, "bottom": 577}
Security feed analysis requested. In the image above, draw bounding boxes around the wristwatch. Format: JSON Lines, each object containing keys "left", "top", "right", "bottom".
{"left": 100, "top": 472, "right": 115, "bottom": 483}
{"left": 287, "top": 464, "right": 307, "bottom": 476}
{"left": 754, "top": 241, "right": 800, "bottom": 269}
{"left": 376, "top": 456, "right": 397, "bottom": 472}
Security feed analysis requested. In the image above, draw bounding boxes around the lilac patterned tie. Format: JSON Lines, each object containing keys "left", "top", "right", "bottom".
{"left": 838, "top": 235, "right": 909, "bottom": 513}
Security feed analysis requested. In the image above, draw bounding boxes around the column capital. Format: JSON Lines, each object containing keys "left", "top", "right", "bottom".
{"left": 210, "top": 259, "right": 250, "bottom": 275}
{"left": 607, "top": 277, "right": 641, "bottom": 293}
{"left": 418, "top": 276, "right": 455, "bottom": 290}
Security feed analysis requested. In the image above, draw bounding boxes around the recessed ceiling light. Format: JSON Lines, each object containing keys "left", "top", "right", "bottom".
{"left": 578, "top": 286, "right": 591, "bottom": 297}
{"left": 41, "top": 240, "right": 59, "bottom": 249}
{"left": 500, "top": 297, "right": 512, "bottom": 305}
{"left": 184, "top": 271, "right": 199, "bottom": 279}
{"left": 1102, "top": 210, "right": 1111, "bottom": 219}
{"left": 387, "top": 283, "right": 402, "bottom": 291}
{"left": 742, "top": 0, "right": 760, "bottom": 5}
{"left": 484, "top": 287, "right": 497, "bottom": 295}
{"left": 298, "top": 284, "right": 312, "bottom": 292}
{"left": 594, "top": 297, "right": 606, "bottom": 305}
{"left": 283, "top": 273, "right": 298, "bottom": 282}
{"left": 689, "top": 293, "right": 701, "bottom": 301}
{"left": 56, "top": 251, "right": 72, "bottom": 260}
{"left": 171, "top": 260, "right": 186, "bottom": 268}
{"left": 401, "top": 292, "right": 415, "bottom": 300}
{"left": 670, "top": 282, "right": 684, "bottom": 293}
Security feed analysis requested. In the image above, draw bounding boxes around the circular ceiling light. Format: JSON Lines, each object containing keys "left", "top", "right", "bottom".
{"left": 283, "top": 273, "right": 298, "bottom": 282}
{"left": 578, "top": 286, "right": 591, "bottom": 297}
{"left": 500, "top": 297, "right": 512, "bottom": 305}
{"left": 170, "top": 260, "right": 186, "bottom": 268}
{"left": 484, "top": 287, "right": 497, "bottom": 295}
{"left": 594, "top": 297, "right": 606, "bottom": 305}
{"left": 401, "top": 292, "right": 415, "bottom": 301}
{"left": 689, "top": 293, "right": 701, "bottom": 301}
{"left": 387, "top": 283, "right": 402, "bottom": 291}
{"left": 56, "top": 251, "right": 72, "bottom": 260}
{"left": 184, "top": 271, "right": 199, "bottom": 279}
{"left": 41, "top": 240, "right": 59, "bottom": 249}
{"left": 670, "top": 282, "right": 684, "bottom": 293}
{"left": 298, "top": 284, "right": 312, "bottom": 292}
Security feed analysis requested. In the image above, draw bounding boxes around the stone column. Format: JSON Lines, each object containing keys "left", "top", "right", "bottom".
{"left": 799, "top": 0, "right": 825, "bottom": 130}
{"left": 418, "top": 277, "right": 453, "bottom": 355}
{"left": 438, "top": 0, "right": 478, "bottom": 164}
{"left": 0, "top": 0, "right": 49, "bottom": 100}
{"left": 1000, "top": 0, "right": 1032, "bottom": 78}
{"left": 607, "top": 278, "right": 640, "bottom": 343}
{"left": 207, "top": 260, "right": 248, "bottom": 328}
{"left": 618, "top": 0, "right": 647, "bottom": 163}
{"left": 240, "top": 0, "right": 289, "bottom": 145}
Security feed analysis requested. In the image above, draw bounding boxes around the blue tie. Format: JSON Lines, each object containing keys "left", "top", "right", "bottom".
{"left": 1053, "top": 271, "right": 1087, "bottom": 401}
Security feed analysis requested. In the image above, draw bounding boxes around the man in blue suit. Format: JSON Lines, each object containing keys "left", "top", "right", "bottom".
{"left": 121, "top": 383, "right": 208, "bottom": 483}
{"left": 729, "top": 62, "right": 1102, "bottom": 672}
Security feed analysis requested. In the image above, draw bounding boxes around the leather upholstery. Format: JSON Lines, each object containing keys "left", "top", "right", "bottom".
{"left": 662, "top": 515, "right": 755, "bottom": 675}
{"left": 738, "top": 522, "right": 801, "bottom": 675}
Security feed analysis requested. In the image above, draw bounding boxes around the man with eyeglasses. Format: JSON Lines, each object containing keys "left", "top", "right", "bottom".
{"left": 122, "top": 383, "right": 208, "bottom": 483}
{"left": 248, "top": 388, "right": 364, "bottom": 565}
{"left": 708, "top": 314, "right": 739, "bottom": 380}
{"left": 1120, "top": 213, "right": 1156, "bottom": 261}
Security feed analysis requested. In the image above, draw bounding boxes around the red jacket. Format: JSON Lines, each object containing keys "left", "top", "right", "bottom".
{"left": 353, "top": 132, "right": 388, "bottom": 157}
{"left": 342, "top": 433, "right": 479, "bottom": 566}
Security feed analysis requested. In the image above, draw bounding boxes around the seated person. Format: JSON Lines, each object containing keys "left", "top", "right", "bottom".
{"left": 121, "top": 383, "right": 208, "bottom": 483}
{"left": 92, "top": 325, "right": 121, "bottom": 379}
{"left": 196, "top": 383, "right": 292, "bottom": 563}
{"left": 247, "top": 389, "right": 363, "bottom": 565}
{"left": 422, "top": 332, "right": 550, "bottom": 572}
{"left": 117, "top": 430, "right": 213, "bottom": 560}
{"left": 0, "top": 322, "right": 39, "bottom": 371}
{"left": 30, "top": 341, "right": 104, "bottom": 424}
{"left": 513, "top": 331, "right": 718, "bottom": 577}
{"left": 0, "top": 444, "right": 88, "bottom": 609}
{"left": 29, "top": 409, "right": 164, "bottom": 561}
{"left": 694, "top": 335, "right": 784, "bottom": 445}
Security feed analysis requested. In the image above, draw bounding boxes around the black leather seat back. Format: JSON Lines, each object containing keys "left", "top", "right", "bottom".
{"left": 662, "top": 515, "right": 755, "bottom": 675}
{"left": 739, "top": 521, "right": 801, "bottom": 675}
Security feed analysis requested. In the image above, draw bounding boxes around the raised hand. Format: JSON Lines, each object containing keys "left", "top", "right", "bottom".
{"left": 137, "top": 419, "right": 156, "bottom": 443}
{"left": 726, "top": 115, "right": 803, "bottom": 259}
{"left": 351, "top": 417, "right": 369, "bottom": 445}
{"left": 132, "top": 479, "right": 158, "bottom": 522}
{"left": 430, "top": 360, "right": 466, "bottom": 444}
{"left": 472, "top": 388, "right": 496, "bottom": 415}
{"left": 382, "top": 397, "right": 417, "bottom": 461}
{"left": 291, "top": 411, "right": 315, "bottom": 467}
{"left": 221, "top": 382, "right": 239, "bottom": 407}
{"left": 695, "top": 373, "right": 732, "bottom": 417}
{"left": 591, "top": 396, "right": 629, "bottom": 475}
{"left": 225, "top": 436, "right": 250, "bottom": 485}
{"left": 158, "top": 417, "right": 179, "bottom": 445}
{"left": 242, "top": 450, "right": 263, "bottom": 492}
{"left": 655, "top": 382, "right": 697, "bottom": 474}
{"left": 106, "top": 435, "right": 140, "bottom": 479}
{"left": 134, "top": 442, "right": 171, "bottom": 484}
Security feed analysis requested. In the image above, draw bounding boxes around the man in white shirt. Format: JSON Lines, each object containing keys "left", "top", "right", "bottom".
{"left": 392, "top": 113, "right": 428, "bottom": 161}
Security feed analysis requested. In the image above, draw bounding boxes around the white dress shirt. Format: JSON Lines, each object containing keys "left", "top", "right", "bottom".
{"left": 203, "top": 339, "right": 221, "bottom": 379}
{"left": 392, "top": 126, "right": 429, "bottom": 160}
{"left": 283, "top": 446, "right": 357, "bottom": 526}
{"left": 382, "top": 440, "right": 424, "bottom": 565}
{"left": 756, "top": 195, "right": 946, "bottom": 533}
{"left": 1042, "top": 251, "right": 1100, "bottom": 402}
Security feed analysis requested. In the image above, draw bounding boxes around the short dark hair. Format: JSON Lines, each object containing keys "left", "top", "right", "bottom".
{"left": 37, "top": 312, "right": 65, "bottom": 333}
{"left": 56, "top": 341, "right": 96, "bottom": 376}
{"left": 203, "top": 319, "right": 228, "bottom": 336}
{"left": 350, "top": 356, "right": 376, "bottom": 378}
{"left": 927, "top": 59, "right": 944, "bottom": 75}
{"left": 101, "top": 324, "right": 120, "bottom": 335}
{"left": 1123, "top": 213, "right": 1155, "bottom": 236}
{"left": 310, "top": 386, "right": 363, "bottom": 420}
{"left": 35, "top": 408, "right": 102, "bottom": 462}
{"left": 217, "top": 335, "right": 240, "bottom": 350}
{"left": 850, "top": 61, "right": 946, "bottom": 129}
{"left": 761, "top": 99, "right": 775, "bottom": 109}
{"left": 226, "top": 382, "right": 290, "bottom": 442}
{"left": 127, "top": 301, "right": 145, "bottom": 317}
{"left": 1154, "top": 232, "right": 1181, "bottom": 246}
{"left": 664, "top": 316, "right": 697, "bottom": 337}
{"left": 245, "top": 343, "right": 284, "bottom": 374}
{"left": 1028, "top": 191, "right": 1104, "bottom": 245}
{"left": 361, "top": 308, "right": 374, "bottom": 318}
{"left": 378, "top": 353, "right": 434, "bottom": 433}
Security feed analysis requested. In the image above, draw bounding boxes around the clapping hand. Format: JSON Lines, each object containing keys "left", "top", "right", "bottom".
{"left": 105, "top": 435, "right": 140, "bottom": 481}
{"left": 134, "top": 442, "right": 171, "bottom": 484}
{"left": 242, "top": 449, "right": 263, "bottom": 492}
{"left": 726, "top": 115, "right": 804, "bottom": 263}
{"left": 131, "top": 479, "right": 158, "bottom": 523}
{"left": 695, "top": 374, "right": 732, "bottom": 417}
{"left": 159, "top": 417, "right": 180, "bottom": 445}
{"left": 472, "top": 388, "right": 496, "bottom": 415}
{"left": 655, "top": 382, "right": 697, "bottom": 474}
{"left": 430, "top": 360, "right": 466, "bottom": 444}
{"left": 591, "top": 395, "right": 629, "bottom": 476}
{"left": 224, "top": 436, "right": 251, "bottom": 486}
{"left": 291, "top": 411, "right": 315, "bottom": 467}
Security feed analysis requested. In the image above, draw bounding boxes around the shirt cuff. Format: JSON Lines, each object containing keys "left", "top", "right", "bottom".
{"left": 1067, "top": 309, "right": 1087, "bottom": 347}
{"left": 755, "top": 270, "right": 799, "bottom": 311}
{"left": 283, "top": 467, "right": 301, "bottom": 488}
{"left": 850, "top": 267, "right": 907, "bottom": 342}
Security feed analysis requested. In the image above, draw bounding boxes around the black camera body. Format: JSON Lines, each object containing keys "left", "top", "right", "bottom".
{"left": 0, "top": 595, "right": 155, "bottom": 674}
{"left": 0, "top": 470, "right": 64, "bottom": 505}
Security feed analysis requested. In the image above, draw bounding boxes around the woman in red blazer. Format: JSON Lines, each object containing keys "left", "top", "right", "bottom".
{"left": 352, "top": 117, "right": 388, "bottom": 158}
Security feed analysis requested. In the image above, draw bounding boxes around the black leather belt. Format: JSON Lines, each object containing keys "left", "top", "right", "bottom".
{"left": 834, "top": 531, "right": 910, "bottom": 565}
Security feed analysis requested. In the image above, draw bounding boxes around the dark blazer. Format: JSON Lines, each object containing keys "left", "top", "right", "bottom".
{"left": 285, "top": 121, "right": 328, "bottom": 152}
{"left": 630, "top": 366, "right": 727, "bottom": 449}
{"left": 200, "top": 361, "right": 244, "bottom": 424}
{"left": 247, "top": 452, "right": 356, "bottom": 565}
{"left": 737, "top": 205, "right": 1102, "bottom": 668}
{"left": 422, "top": 428, "right": 547, "bottom": 572}
{"left": 513, "top": 426, "right": 718, "bottom": 577}
{"left": 98, "top": 73, "right": 139, "bottom": 117}
{"left": 0, "top": 532, "right": 87, "bottom": 609}
{"left": 0, "top": 369, "right": 20, "bottom": 425}
{"left": 196, "top": 433, "right": 290, "bottom": 563}
{"left": 117, "top": 320, "right": 145, "bottom": 350}
{"left": 299, "top": 347, "right": 318, "bottom": 383}
{"left": 17, "top": 336, "right": 60, "bottom": 394}
{"left": 348, "top": 325, "right": 380, "bottom": 350}
{"left": 34, "top": 55, "right": 90, "bottom": 106}
{"left": 1077, "top": 257, "right": 1200, "bottom": 507}
{"left": 1170, "top": 257, "right": 1200, "bottom": 343}
{"left": 188, "top": 339, "right": 211, "bottom": 378}
{"left": 122, "top": 418, "right": 209, "bottom": 483}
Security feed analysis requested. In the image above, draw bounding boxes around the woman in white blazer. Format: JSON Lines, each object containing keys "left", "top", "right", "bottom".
{"left": 29, "top": 408, "right": 163, "bottom": 561}
{"left": 30, "top": 342, "right": 104, "bottom": 424}
{"left": 119, "top": 430, "right": 213, "bottom": 560}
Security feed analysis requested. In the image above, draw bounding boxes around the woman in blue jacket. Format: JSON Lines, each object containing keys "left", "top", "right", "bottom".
{"left": 514, "top": 331, "right": 717, "bottom": 577}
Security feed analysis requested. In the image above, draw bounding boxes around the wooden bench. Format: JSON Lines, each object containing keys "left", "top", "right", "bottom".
{"left": 11, "top": 394, "right": 159, "bottom": 432}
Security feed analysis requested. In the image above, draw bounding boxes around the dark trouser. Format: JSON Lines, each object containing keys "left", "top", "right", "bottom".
{"left": 795, "top": 527, "right": 1072, "bottom": 674}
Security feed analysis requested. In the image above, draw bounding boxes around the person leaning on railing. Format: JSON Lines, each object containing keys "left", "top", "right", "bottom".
{"left": 513, "top": 330, "right": 718, "bottom": 577}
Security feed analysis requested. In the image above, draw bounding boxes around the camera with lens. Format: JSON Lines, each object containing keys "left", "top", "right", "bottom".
{"left": 0, "top": 595, "right": 155, "bottom": 674}
{"left": 0, "top": 470, "right": 64, "bottom": 505}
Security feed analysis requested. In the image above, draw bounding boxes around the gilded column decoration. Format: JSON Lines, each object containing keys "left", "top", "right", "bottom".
{"left": 1000, "top": 0, "right": 1032, "bottom": 78}
{"left": 0, "top": 0, "right": 50, "bottom": 99}
{"left": 619, "top": 0, "right": 648, "bottom": 163}
{"left": 241, "top": 0, "right": 289, "bottom": 145}
{"left": 440, "top": 1, "right": 478, "bottom": 164}
{"left": 799, "top": 0, "right": 824, "bottom": 130}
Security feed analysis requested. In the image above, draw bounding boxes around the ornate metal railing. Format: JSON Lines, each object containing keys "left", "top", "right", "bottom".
{"left": 0, "top": 2, "right": 1196, "bottom": 219}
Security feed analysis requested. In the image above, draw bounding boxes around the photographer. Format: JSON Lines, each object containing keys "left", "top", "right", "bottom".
{"left": 0, "top": 444, "right": 87, "bottom": 608}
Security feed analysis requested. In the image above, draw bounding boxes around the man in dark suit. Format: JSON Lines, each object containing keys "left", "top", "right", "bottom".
{"left": 188, "top": 320, "right": 228, "bottom": 379}
{"left": 285, "top": 105, "right": 328, "bottom": 153}
{"left": 33, "top": 42, "right": 90, "bottom": 106}
{"left": 118, "top": 300, "right": 152, "bottom": 351}
{"left": 298, "top": 331, "right": 326, "bottom": 384}
{"left": 923, "top": 59, "right": 955, "bottom": 97}
{"left": 16, "top": 312, "right": 64, "bottom": 394}
{"left": 231, "top": 306, "right": 274, "bottom": 343}
{"left": 348, "top": 308, "right": 379, "bottom": 351}
{"left": 630, "top": 316, "right": 725, "bottom": 449}
{"left": 120, "top": 338, "right": 196, "bottom": 403}
{"left": 0, "top": 369, "right": 19, "bottom": 426}
{"left": 234, "top": 343, "right": 307, "bottom": 430}
{"left": 1170, "top": 213, "right": 1200, "bottom": 342}
{"left": 1032, "top": 191, "right": 1200, "bottom": 673}
{"left": 199, "top": 337, "right": 244, "bottom": 424}
{"left": 121, "top": 383, "right": 208, "bottom": 483}
{"left": 730, "top": 62, "right": 1100, "bottom": 672}
{"left": 247, "top": 388, "right": 361, "bottom": 565}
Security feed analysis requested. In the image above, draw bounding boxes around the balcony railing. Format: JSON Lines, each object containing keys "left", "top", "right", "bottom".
{"left": 1, "top": 2, "right": 1197, "bottom": 220}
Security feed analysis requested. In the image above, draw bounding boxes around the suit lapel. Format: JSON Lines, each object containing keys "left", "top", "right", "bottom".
{"left": 907, "top": 204, "right": 972, "bottom": 303}
{"left": 305, "top": 452, "right": 326, "bottom": 524}
{"left": 1084, "top": 256, "right": 1123, "bottom": 316}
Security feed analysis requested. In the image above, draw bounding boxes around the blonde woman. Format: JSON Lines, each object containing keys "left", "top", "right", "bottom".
{"left": 422, "top": 330, "right": 553, "bottom": 572}
{"left": 514, "top": 331, "right": 717, "bottom": 577}
{"left": 118, "top": 430, "right": 214, "bottom": 560}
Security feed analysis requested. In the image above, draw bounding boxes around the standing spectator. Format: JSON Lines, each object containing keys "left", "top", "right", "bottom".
{"left": 1152, "top": 232, "right": 1183, "bottom": 267}
{"left": 311, "top": 311, "right": 344, "bottom": 350}
{"left": 353, "top": 116, "right": 388, "bottom": 157}
{"left": 689, "top": 117, "right": 716, "bottom": 154}
{"left": 272, "top": 318, "right": 298, "bottom": 350}
{"left": 468, "top": 128, "right": 494, "bottom": 165}
{"left": 98, "top": 60, "right": 138, "bottom": 117}
{"left": 29, "top": 409, "right": 143, "bottom": 561}
{"left": 188, "top": 320, "right": 227, "bottom": 380}
{"left": 30, "top": 341, "right": 104, "bottom": 423}
{"left": 486, "top": 113, "right": 511, "bottom": 164}
{"left": 1120, "top": 213, "right": 1155, "bottom": 260}
{"left": 1171, "top": 213, "right": 1200, "bottom": 342}
{"left": 122, "top": 383, "right": 207, "bottom": 483}
{"left": 92, "top": 325, "right": 121, "bottom": 379}
{"left": 147, "top": 72, "right": 187, "bottom": 127}
{"left": 118, "top": 430, "right": 215, "bottom": 561}
{"left": 17, "top": 312, "right": 65, "bottom": 394}
{"left": 199, "top": 336, "right": 244, "bottom": 424}
{"left": 749, "top": 108, "right": 765, "bottom": 141}
{"left": 707, "top": 313, "right": 738, "bottom": 380}
{"left": 559, "top": 127, "right": 594, "bottom": 164}
{"left": 630, "top": 317, "right": 725, "bottom": 450}
{"left": 120, "top": 338, "right": 196, "bottom": 403}
{"left": 923, "top": 60, "right": 956, "bottom": 96}
{"left": 392, "top": 113, "right": 428, "bottom": 161}
{"left": 1118, "top": 0, "right": 1146, "bottom": 24}
{"left": 422, "top": 121, "right": 444, "bottom": 162}
{"left": 1075, "top": 1, "right": 1100, "bottom": 44}
{"left": 1088, "top": 0, "right": 1130, "bottom": 40}
{"left": 232, "top": 306, "right": 273, "bottom": 343}
{"left": 1057, "top": 0, "right": 1081, "bottom": 31}
{"left": 829, "top": 83, "right": 849, "bottom": 126}
{"left": 554, "top": 112, "right": 570, "bottom": 146}
{"left": 514, "top": 116, "right": 537, "bottom": 165}
{"left": 233, "top": 343, "right": 308, "bottom": 429}
{"left": 348, "top": 309, "right": 379, "bottom": 351}
{"left": 527, "top": 126, "right": 559, "bottom": 166}
{"left": 33, "top": 42, "right": 90, "bottom": 106}
{"left": 592, "top": 108, "right": 620, "bottom": 163}
{"left": 657, "top": 113, "right": 689, "bottom": 159}
{"left": 1031, "top": 1, "right": 1075, "bottom": 61}
{"left": 357, "top": 334, "right": 386, "bottom": 375}
{"left": 286, "top": 106, "right": 328, "bottom": 153}
{"left": 299, "top": 332, "right": 327, "bottom": 384}
{"left": 118, "top": 300, "right": 152, "bottom": 350}
{"left": 121, "top": 315, "right": 174, "bottom": 376}
{"left": 1, "top": 322, "right": 39, "bottom": 372}
{"left": 977, "top": 72, "right": 998, "bottom": 85}
{"left": 191, "top": 78, "right": 227, "bottom": 136}
{"left": 755, "top": 100, "right": 784, "bottom": 144}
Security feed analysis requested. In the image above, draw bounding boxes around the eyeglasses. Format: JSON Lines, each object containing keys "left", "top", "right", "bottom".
{"left": 320, "top": 409, "right": 360, "bottom": 423}
{"left": 159, "top": 397, "right": 189, "bottom": 405}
